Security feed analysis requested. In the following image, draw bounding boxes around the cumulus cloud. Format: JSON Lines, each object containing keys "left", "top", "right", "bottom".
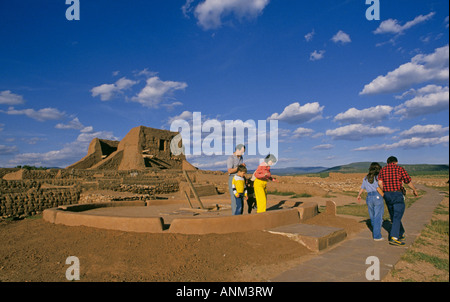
{"left": 399, "top": 124, "right": 449, "bottom": 138}
{"left": 268, "top": 102, "right": 324, "bottom": 124}
{"left": 331, "top": 30, "right": 351, "bottom": 44}
{"left": 374, "top": 12, "right": 435, "bottom": 35}
{"left": 131, "top": 76, "right": 187, "bottom": 108}
{"left": 334, "top": 105, "right": 393, "bottom": 124}
{"left": 354, "top": 135, "right": 449, "bottom": 151}
{"left": 185, "top": 0, "right": 270, "bottom": 30}
{"left": 310, "top": 50, "right": 325, "bottom": 61}
{"left": 168, "top": 110, "right": 194, "bottom": 124}
{"left": 2, "top": 107, "right": 66, "bottom": 122}
{"left": 326, "top": 124, "right": 396, "bottom": 141}
{"left": 394, "top": 85, "right": 449, "bottom": 119}
{"left": 0, "top": 90, "right": 25, "bottom": 105}
{"left": 360, "top": 45, "right": 449, "bottom": 95}
{"left": 304, "top": 29, "right": 315, "bottom": 42}
{"left": 292, "top": 127, "right": 315, "bottom": 138}
{"left": 91, "top": 77, "right": 137, "bottom": 101}
{"left": 55, "top": 117, "right": 85, "bottom": 130}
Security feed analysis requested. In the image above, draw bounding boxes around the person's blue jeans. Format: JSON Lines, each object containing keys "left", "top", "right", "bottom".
{"left": 366, "top": 191, "right": 384, "bottom": 239}
{"left": 229, "top": 175, "right": 237, "bottom": 215}
{"left": 384, "top": 191, "right": 405, "bottom": 239}
{"left": 234, "top": 194, "right": 244, "bottom": 215}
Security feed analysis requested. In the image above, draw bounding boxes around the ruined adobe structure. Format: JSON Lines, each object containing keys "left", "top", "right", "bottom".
{"left": 0, "top": 126, "right": 225, "bottom": 219}
{"left": 67, "top": 125, "right": 195, "bottom": 171}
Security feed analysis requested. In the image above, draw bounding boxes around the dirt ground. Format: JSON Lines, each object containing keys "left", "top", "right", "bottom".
{"left": 0, "top": 211, "right": 365, "bottom": 282}
{"left": 382, "top": 197, "right": 449, "bottom": 282}
{"left": 0, "top": 173, "right": 446, "bottom": 282}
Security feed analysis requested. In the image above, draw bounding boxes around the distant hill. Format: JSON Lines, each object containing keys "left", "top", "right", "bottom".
{"left": 323, "top": 162, "right": 449, "bottom": 175}
{"left": 269, "top": 162, "right": 449, "bottom": 176}
{"left": 270, "top": 166, "right": 328, "bottom": 175}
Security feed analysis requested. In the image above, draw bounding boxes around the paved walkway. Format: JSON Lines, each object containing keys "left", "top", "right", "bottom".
{"left": 271, "top": 184, "right": 445, "bottom": 282}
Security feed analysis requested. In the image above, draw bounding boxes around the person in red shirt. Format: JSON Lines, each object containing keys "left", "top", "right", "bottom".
{"left": 378, "top": 156, "right": 418, "bottom": 246}
{"left": 253, "top": 154, "right": 277, "bottom": 213}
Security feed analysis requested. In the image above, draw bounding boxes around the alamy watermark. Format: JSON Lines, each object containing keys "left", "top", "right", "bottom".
{"left": 169, "top": 112, "right": 279, "bottom": 160}
{"left": 65, "top": 256, "right": 80, "bottom": 281}
{"left": 365, "top": 0, "right": 380, "bottom": 21}
{"left": 365, "top": 256, "right": 380, "bottom": 280}
{"left": 66, "top": 0, "right": 80, "bottom": 21}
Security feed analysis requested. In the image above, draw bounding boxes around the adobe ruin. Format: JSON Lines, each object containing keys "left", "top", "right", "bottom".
{"left": 67, "top": 125, "right": 196, "bottom": 171}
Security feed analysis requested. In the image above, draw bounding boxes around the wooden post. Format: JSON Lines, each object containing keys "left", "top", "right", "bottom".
{"left": 183, "top": 170, "right": 205, "bottom": 209}
{"left": 184, "top": 191, "right": 194, "bottom": 209}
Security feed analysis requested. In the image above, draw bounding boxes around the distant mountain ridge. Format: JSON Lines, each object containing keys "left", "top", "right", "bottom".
{"left": 271, "top": 162, "right": 449, "bottom": 175}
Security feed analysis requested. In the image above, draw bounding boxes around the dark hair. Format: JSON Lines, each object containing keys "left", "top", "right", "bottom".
{"left": 264, "top": 154, "right": 277, "bottom": 164}
{"left": 387, "top": 156, "right": 398, "bottom": 164}
{"left": 366, "top": 162, "right": 381, "bottom": 184}
{"left": 237, "top": 164, "right": 247, "bottom": 173}
{"left": 235, "top": 144, "right": 246, "bottom": 151}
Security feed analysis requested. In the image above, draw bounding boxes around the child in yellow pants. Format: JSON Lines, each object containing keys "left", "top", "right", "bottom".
{"left": 253, "top": 154, "right": 277, "bottom": 213}
{"left": 253, "top": 178, "right": 267, "bottom": 213}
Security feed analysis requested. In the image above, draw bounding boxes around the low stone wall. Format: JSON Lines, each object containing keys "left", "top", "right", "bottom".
{"left": 1, "top": 183, "right": 81, "bottom": 219}
{"left": 169, "top": 208, "right": 301, "bottom": 234}
{"left": 43, "top": 201, "right": 165, "bottom": 233}
{"left": 42, "top": 203, "right": 308, "bottom": 235}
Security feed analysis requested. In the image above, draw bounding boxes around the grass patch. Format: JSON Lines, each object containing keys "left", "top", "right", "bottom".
{"left": 402, "top": 251, "right": 449, "bottom": 272}
{"left": 388, "top": 194, "right": 449, "bottom": 282}
{"left": 267, "top": 190, "right": 296, "bottom": 196}
{"left": 291, "top": 193, "right": 312, "bottom": 198}
{"left": 267, "top": 190, "right": 312, "bottom": 198}
{"left": 426, "top": 219, "right": 449, "bottom": 236}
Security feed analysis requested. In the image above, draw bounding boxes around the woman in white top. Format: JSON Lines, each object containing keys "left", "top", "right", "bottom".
{"left": 357, "top": 162, "right": 384, "bottom": 241}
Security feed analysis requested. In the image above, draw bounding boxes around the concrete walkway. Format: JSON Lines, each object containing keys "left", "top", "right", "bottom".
{"left": 271, "top": 184, "right": 445, "bottom": 282}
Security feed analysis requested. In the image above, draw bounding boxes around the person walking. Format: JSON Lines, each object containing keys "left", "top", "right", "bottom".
{"left": 227, "top": 144, "right": 245, "bottom": 215}
{"left": 378, "top": 156, "right": 419, "bottom": 246}
{"left": 357, "top": 162, "right": 384, "bottom": 241}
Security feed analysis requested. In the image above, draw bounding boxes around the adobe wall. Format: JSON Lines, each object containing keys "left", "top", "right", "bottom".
{"left": 43, "top": 204, "right": 305, "bottom": 235}
{"left": 0, "top": 168, "right": 184, "bottom": 219}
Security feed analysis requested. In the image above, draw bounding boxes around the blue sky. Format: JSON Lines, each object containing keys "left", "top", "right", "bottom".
{"left": 0, "top": 0, "right": 448, "bottom": 170}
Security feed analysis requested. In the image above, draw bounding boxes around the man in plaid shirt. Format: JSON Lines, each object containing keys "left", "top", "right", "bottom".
{"left": 378, "top": 156, "right": 418, "bottom": 246}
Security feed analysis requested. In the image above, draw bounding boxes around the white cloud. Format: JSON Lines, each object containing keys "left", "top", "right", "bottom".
{"left": 0, "top": 90, "right": 25, "bottom": 105}
{"left": 312, "top": 144, "right": 334, "bottom": 150}
{"left": 268, "top": 102, "right": 324, "bottom": 124}
{"left": 326, "top": 124, "right": 396, "bottom": 141}
{"left": 292, "top": 127, "right": 315, "bottom": 138}
{"left": 91, "top": 77, "right": 138, "bottom": 101}
{"left": 55, "top": 117, "right": 85, "bottom": 130}
{"left": 7, "top": 129, "right": 118, "bottom": 168}
{"left": 395, "top": 84, "right": 447, "bottom": 99}
{"left": 182, "top": 0, "right": 195, "bottom": 18}
{"left": 304, "top": 29, "right": 315, "bottom": 42}
{"left": 188, "top": 0, "right": 270, "bottom": 30}
{"left": 360, "top": 44, "right": 449, "bottom": 95}
{"left": 310, "top": 50, "right": 325, "bottom": 61}
{"left": 0, "top": 145, "right": 18, "bottom": 155}
{"left": 131, "top": 76, "right": 187, "bottom": 108}
{"left": 394, "top": 85, "right": 449, "bottom": 119}
{"left": 334, "top": 105, "right": 393, "bottom": 124}
{"left": 168, "top": 110, "right": 194, "bottom": 124}
{"left": 399, "top": 124, "right": 449, "bottom": 138}
{"left": 373, "top": 12, "right": 435, "bottom": 35}
{"left": 331, "top": 30, "right": 351, "bottom": 44}
{"left": 354, "top": 135, "right": 449, "bottom": 151}
{"left": 3, "top": 107, "right": 66, "bottom": 122}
